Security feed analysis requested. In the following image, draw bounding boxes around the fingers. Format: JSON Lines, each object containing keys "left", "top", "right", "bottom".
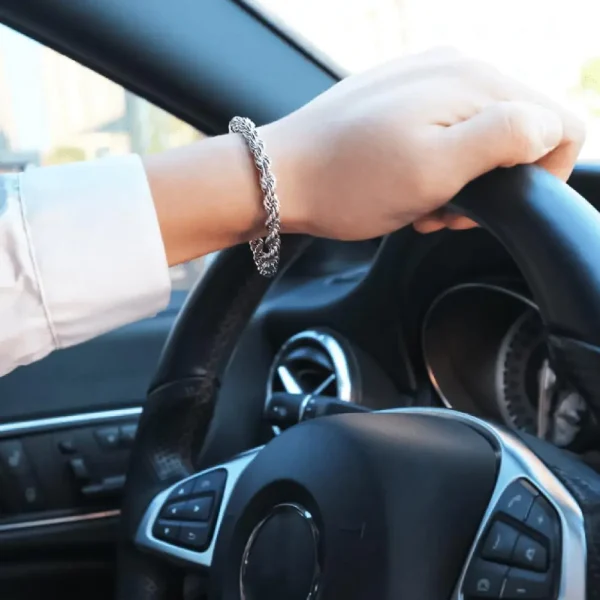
{"left": 440, "top": 100, "right": 566, "bottom": 187}
{"left": 413, "top": 210, "right": 478, "bottom": 233}
{"left": 533, "top": 123, "right": 585, "bottom": 181}
{"left": 413, "top": 214, "right": 447, "bottom": 233}
{"left": 443, "top": 213, "right": 479, "bottom": 229}
{"left": 482, "top": 71, "right": 587, "bottom": 181}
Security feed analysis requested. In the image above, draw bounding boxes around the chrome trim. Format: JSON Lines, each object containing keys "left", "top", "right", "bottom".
{"left": 277, "top": 365, "right": 303, "bottom": 395}
{"left": 0, "top": 407, "right": 142, "bottom": 438}
{"left": 266, "top": 329, "right": 354, "bottom": 435}
{"left": 385, "top": 408, "right": 586, "bottom": 600}
{"left": 135, "top": 448, "right": 261, "bottom": 569}
{"left": 240, "top": 503, "right": 321, "bottom": 600}
{"left": 0, "top": 509, "right": 120, "bottom": 533}
{"left": 421, "top": 282, "right": 537, "bottom": 409}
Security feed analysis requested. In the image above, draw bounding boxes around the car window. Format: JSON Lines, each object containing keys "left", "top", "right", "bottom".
{"left": 0, "top": 24, "right": 206, "bottom": 291}
{"left": 258, "top": 0, "right": 600, "bottom": 160}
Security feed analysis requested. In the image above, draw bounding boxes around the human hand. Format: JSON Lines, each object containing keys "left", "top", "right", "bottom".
{"left": 262, "top": 48, "right": 586, "bottom": 237}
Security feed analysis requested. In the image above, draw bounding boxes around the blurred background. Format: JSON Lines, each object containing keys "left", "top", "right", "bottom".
{"left": 0, "top": 0, "right": 597, "bottom": 285}
{"left": 260, "top": 0, "right": 600, "bottom": 159}
{"left": 0, "top": 23, "right": 205, "bottom": 288}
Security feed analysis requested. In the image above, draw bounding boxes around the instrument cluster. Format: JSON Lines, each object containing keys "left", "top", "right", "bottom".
{"left": 421, "top": 283, "right": 596, "bottom": 452}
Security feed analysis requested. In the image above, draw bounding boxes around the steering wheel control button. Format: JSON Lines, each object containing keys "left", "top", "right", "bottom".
{"left": 184, "top": 496, "right": 213, "bottom": 521}
{"left": 168, "top": 480, "right": 194, "bottom": 501}
{"left": 481, "top": 521, "right": 519, "bottom": 562}
{"left": 153, "top": 521, "right": 180, "bottom": 543}
{"left": 525, "top": 497, "right": 557, "bottom": 541}
{"left": 496, "top": 480, "right": 537, "bottom": 521}
{"left": 501, "top": 568, "right": 551, "bottom": 599}
{"left": 161, "top": 501, "right": 186, "bottom": 519}
{"left": 192, "top": 468, "right": 227, "bottom": 495}
{"left": 511, "top": 535, "right": 548, "bottom": 573}
{"left": 464, "top": 559, "right": 508, "bottom": 598}
{"left": 94, "top": 427, "right": 120, "bottom": 450}
{"left": 179, "top": 523, "right": 210, "bottom": 550}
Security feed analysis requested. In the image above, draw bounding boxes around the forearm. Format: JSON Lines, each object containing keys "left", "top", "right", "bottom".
{"left": 145, "top": 132, "right": 273, "bottom": 266}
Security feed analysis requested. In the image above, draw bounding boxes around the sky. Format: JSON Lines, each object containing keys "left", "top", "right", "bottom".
{"left": 259, "top": 0, "right": 600, "bottom": 156}
{"left": 0, "top": 25, "right": 48, "bottom": 151}
{"left": 0, "top": 1, "right": 599, "bottom": 155}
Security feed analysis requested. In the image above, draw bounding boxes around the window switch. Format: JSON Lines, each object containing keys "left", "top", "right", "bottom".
{"left": 69, "top": 457, "right": 90, "bottom": 481}
{"left": 0, "top": 440, "right": 30, "bottom": 477}
{"left": 119, "top": 424, "right": 138, "bottom": 448}
{"left": 19, "top": 472, "right": 45, "bottom": 511}
{"left": 57, "top": 439, "right": 77, "bottom": 455}
{"left": 95, "top": 427, "right": 120, "bottom": 450}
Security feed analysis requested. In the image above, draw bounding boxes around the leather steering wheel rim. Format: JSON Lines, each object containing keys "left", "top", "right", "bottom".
{"left": 116, "top": 165, "right": 600, "bottom": 600}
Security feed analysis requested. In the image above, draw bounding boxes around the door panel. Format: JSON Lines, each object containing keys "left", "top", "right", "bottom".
{"left": 0, "top": 291, "right": 185, "bottom": 423}
{"left": 0, "top": 21, "right": 209, "bottom": 599}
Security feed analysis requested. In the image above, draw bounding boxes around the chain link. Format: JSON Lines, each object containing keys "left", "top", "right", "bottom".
{"left": 228, "top": 117, "right": 281, "bottom": 277}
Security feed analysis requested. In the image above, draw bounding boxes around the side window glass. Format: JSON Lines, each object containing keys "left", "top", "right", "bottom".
{"left": 0, "top": 24, "right": 207, "bottom": 291}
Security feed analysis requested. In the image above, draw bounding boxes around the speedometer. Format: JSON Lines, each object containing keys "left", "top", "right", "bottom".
{"left": 496, "top": 308, "right": 586, "bottom": 447}
{"left": 422, "top": 282, "right": 594, "bottom": 450}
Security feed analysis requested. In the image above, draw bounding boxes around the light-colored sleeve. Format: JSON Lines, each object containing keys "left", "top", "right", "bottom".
{"left": 0, "top": 154, "right": 171, "bottom": 376}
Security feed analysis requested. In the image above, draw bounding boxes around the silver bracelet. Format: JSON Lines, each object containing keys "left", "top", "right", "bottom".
{"left": 228, "top": 116, "right": 281, "bottom": 277}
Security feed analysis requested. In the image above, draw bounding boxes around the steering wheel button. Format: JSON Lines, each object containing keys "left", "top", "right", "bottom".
{"left": 464, "top": 559, "right": 508, "bottom": 598}
{"left": 161, "top": 500, "right": 186, "bottom": 519}
{"left": 153, "top": 521, "right": 180, "bottom": 543}
{"left": 511, "top": 535, "right": 548, "bottom": 573}
{"left": 184, "top": 496, "right": 213, "bottom": 521}
{"left": 501, "top": 568, "right": 551, "bottom": 599}
{"left": 481, "top": 521, "right": 519, "bottom": 563}
{"left": 525, "top": 497, "right": 557, "bottom": 541}
{"left": 496, "top": 480, "right": 537, "bottom": 521}
{"left": 168, "top": 480, "right": 194, "bottom": 501}
{"left": 179, "top": 523, "right": 210, "bottom": 550}
{"left": 192, "top": 468, "right": 227, "bottom": 495}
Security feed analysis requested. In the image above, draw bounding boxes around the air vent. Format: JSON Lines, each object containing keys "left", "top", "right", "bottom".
{"left": 266, "top": 329, "right": 355, "bottom": 434}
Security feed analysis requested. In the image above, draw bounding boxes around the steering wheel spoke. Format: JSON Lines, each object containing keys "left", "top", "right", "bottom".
{"left": 135, "top": 448, "right": 260, "bottom": 569}
{"left": 408, "top": 409, "right": 586, "bottom": 600}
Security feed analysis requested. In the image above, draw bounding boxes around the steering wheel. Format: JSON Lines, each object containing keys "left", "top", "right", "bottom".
{"left": 116, "top": 165, "right": 600, "bottom": 600}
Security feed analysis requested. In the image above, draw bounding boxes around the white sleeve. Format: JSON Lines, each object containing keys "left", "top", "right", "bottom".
{"left": 0, "top": 154, "right": 171, "bottom": 376}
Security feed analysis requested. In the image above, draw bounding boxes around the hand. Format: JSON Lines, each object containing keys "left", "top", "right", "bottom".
{"left": 146, "top": 48, "right": 587, "bottom": 264}
{"left": 262, "top": 48, "right": 586, "bottom": 237}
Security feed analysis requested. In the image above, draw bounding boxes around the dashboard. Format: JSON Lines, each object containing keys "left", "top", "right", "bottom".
{"left": 224, "top": 224, "right": 600, "bottom": 460}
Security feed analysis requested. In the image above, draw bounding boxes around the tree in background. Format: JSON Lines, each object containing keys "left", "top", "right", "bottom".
{"left": 580, "top": 57, "right": 600, "bottom": 117}
{"left": 581, "top": 58, "right": 600, "bottom": 95}
{"left": 44, "top": 145, "right": 86, "bottom": 165}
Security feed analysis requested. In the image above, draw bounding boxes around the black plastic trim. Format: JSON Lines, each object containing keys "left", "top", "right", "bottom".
{"left": 0, "top": 0, "right": 339, "bottom": 135}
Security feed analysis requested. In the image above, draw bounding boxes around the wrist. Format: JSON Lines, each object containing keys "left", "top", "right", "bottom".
{"left": 258, "top": 122, "right": 310, "bottom": 236}
{"left": 145, "top": 122, "right": 310, "bottom": 267}
{"left": 146, "top": 133, "right": 268, "bottom": 264}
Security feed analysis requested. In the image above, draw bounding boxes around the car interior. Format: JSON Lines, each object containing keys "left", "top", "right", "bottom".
{"left": 0, "top": 1, "right": 600, "bottom": 599}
